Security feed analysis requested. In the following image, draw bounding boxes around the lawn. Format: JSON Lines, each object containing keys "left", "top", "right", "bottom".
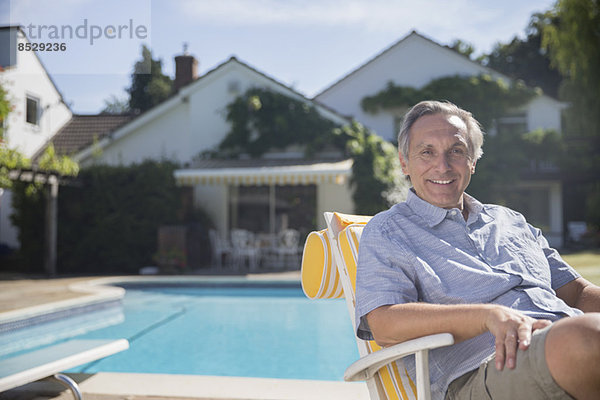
{"left": 561, "top": 250, "right": 600, "bottom": 285}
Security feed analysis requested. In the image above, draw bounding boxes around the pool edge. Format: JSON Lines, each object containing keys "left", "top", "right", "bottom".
{"left": 4, "top": 372, "right": 370, "bottom": 400}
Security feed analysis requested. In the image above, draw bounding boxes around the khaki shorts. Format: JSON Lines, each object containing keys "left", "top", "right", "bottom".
{"left": 445, "top": 324, "right": 574, "bottom": 400}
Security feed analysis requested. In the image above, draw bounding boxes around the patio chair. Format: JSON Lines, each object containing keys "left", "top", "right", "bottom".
{"left": 230, "top": 229, "right": 261, "bottom": 271}
{"left": 274, "top": 228, "right": 301, "bottom": 268}
{"left": 209, "top": 229, "right": 233, "bottom": 268}
{"left": 301, "top": 212, "right": 454, "bottom": 400}
{"left": 0, "top": 338, "right": 129, "bottom": 399}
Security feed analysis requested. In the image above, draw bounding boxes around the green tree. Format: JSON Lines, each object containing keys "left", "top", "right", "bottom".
{"left": 483, "top": 13, "right": 563, "bottom": 97}
{"left": 449, "top": 39, "right": 476, "bottom": 59}
{"left": 543, "top": 0, "right": 600, "bottom": 228}
{"left": 127, "top": 45, "right": 173, "bottom": 113}
{"left": 101, "top": 94, "right": 130, "bottom": 114}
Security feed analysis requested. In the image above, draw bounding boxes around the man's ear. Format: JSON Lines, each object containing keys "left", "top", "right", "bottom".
{"left": 399, "top": 151, "right": 409, "bottom": 175}
{"left": 471, "top": 160, "right": 477, "bottom": 174}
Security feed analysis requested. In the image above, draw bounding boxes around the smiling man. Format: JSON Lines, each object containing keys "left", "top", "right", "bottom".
{"left": 355, "top": 101, "right": 600, "bottom": 400}
{"left": 398, "top": 111, "right": 476, "bottom": 214}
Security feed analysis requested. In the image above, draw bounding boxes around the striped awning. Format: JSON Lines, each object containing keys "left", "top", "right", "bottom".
{"left": 174, "top": 159, "right": 353, "bottom": 186}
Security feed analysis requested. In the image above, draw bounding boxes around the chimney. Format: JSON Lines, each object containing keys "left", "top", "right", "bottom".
{"left": 174, "top": 43, "right": 198, "bottom": 92}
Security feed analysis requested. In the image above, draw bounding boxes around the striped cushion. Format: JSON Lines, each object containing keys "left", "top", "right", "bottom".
{"left": 301, "top": 213, "right": 370, "bottom": 299}
{"left": 301, "top": 229, "right": 343, "bottom": 299}
{"left": 338, "top": 223, "right": 417, "bottom": 400}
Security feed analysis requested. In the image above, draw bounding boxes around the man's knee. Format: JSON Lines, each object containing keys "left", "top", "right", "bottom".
{"left": 545, "top": 313, "right": 600, "bottom": 398}
{"left": 547, "top": 313, "right": 600, "bottom": 356}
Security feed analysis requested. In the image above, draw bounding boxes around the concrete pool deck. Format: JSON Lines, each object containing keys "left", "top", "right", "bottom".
{"left": 0, "top": 274, "right": 370, "bottom": 400}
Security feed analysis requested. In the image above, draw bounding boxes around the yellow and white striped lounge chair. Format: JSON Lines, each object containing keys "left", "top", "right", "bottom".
{"left": 301, "top": 212, "right": 454, "bottom": 400}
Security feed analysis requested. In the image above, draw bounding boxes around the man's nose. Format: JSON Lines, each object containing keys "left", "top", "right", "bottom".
{"left": 433, "top": 153, "right": 452, "bottom": 172}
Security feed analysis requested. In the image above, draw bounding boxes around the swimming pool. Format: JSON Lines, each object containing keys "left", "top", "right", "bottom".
{"left": 3, "top": 279, "right": 359, "bottom": 381}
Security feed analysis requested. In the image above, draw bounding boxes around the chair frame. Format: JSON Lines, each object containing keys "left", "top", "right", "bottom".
{"left": 323, "top": 212, "right": 454, "bottom": 400}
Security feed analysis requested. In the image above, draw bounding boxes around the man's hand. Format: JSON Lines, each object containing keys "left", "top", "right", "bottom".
{"left": 484, "top": 306, "right": 551, "bottom": 371}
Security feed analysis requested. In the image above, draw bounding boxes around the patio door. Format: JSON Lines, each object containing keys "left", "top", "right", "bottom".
{"left": 229, "top": 184, "right": 316, "bottom": 237}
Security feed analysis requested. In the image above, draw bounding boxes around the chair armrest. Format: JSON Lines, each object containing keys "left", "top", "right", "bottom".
{"left": 344, "top": 333, "right": 454, "bottom": 381}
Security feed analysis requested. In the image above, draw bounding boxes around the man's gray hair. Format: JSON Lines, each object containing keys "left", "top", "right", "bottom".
{"left": 397, "top": 100, "right": 484, "bottom": 161}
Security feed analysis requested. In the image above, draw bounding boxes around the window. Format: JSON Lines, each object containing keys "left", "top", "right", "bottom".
{"left": 496, "top": 112, "right": 527, "bottom": 135}
{"left": 26, "top": 95, "right": 40, "bottom": 126}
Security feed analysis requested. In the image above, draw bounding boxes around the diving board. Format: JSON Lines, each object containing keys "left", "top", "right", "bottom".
{"left": 0, "top": 339, "right": 129, "bottom": 398}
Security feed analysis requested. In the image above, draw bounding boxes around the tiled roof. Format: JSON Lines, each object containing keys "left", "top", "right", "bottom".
{"left": 35, "top": 114, "right": 135, "bottom": 159}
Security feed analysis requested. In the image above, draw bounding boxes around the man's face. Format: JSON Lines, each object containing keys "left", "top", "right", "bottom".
{"left": 399, "top": 113, "right": 476, "bottom": 210}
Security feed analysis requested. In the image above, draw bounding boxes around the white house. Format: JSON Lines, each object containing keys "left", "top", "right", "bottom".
{"left": 0, "top": 26, "right": 72, "bottom": 248}
{"left": 18, "top": 29, "right": 569, "bottom": 250}
{"left": 315, "top": 30, "right": 566, "bottom": 247}
{"left": 50, "top": 56, "right": 355, "bottom": 237}
{"left": 315, "top": 31, "right": 564, "bottom": 142}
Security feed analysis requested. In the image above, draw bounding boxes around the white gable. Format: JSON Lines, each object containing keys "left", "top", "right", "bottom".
{"left": 78, "top": 58, "right": 349, "bottom": 166}
{"left": 315, "top": 31, "right": 563, "bottom": 142}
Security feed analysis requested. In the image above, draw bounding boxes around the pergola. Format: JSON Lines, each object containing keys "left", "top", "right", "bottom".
{"left": 6, "top": 168, "right": 78, "bottom": 275}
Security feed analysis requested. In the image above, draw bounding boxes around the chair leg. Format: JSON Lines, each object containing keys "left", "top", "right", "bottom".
{"left": 53, "top": 373, "right": 83, "bottom": 400}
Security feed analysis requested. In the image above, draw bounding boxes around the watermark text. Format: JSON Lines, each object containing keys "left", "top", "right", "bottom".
{"left": 25, "top": 19, "right": 148, "bottom": 45}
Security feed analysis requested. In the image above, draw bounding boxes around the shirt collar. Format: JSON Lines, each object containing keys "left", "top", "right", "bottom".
{"left": 463, "top": 193, "right": 493, "bottom": 225}
{"left": 406, "top": 189, "right": 448, "bottom": 227}
{"left": 405, "top": 189, "right": 492, "bottom": 227}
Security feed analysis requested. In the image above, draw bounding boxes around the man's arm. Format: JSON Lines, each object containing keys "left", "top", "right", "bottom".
{"left": 367, "top": 302, "right": 551, "bottom": 371}
{"left": 556, "top": 277, "right": 600, "bottom": 312}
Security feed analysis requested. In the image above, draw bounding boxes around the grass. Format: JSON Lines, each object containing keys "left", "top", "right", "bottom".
{"left": 561, "top": 250, "right": 600, "bottom": 285}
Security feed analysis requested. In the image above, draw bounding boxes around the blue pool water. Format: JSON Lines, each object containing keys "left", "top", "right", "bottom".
{"left": 5, "top": 281, "right": 359, "bottom": 381}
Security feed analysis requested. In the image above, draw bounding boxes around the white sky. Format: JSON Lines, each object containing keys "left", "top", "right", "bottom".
{"left": 1, "top": 0, "right": 557, "bottom": 113}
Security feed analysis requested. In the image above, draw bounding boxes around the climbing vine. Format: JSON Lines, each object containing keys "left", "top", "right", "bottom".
{"left": 218, "top": 88, "right": 343, "bottom": 158}
{"left": 340, "top": 121, "right": 408, "bottom": 214}
{"left": 0, "top": 144, "right": 79, "bottom": 192}
{"left": 0, "top": 82, "right": 79, "bottom": 190}
{"left": 0, "top": 80, "right": 11, "bottom": 142}
{"left": 361, "top": 74, "right": 538, "bottom": 129}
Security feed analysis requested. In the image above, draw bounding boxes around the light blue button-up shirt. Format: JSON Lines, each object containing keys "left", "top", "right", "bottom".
{"left": 355, "top": 190, "right": 582, "bottom": 400}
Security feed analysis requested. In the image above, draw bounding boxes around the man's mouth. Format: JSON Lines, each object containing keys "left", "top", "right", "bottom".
{"left": 429, "top": 179, "right": 455, "bottom": 185}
